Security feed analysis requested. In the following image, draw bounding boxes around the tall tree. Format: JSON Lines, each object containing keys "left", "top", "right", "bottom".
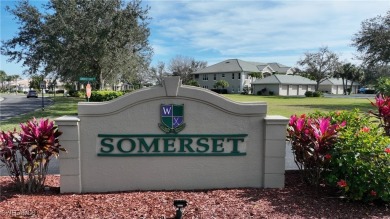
{"left": 147, "top": 61, "right": 170, "bottom": 85}
{"left": 334, "top": 62, "right": 364, "bottom": 95}
{"left": 353, "top": 11, "right": 390, "bottom": 66}
{"left": 297, "top": 46, "right": 339, "bottom": 91}
{"left": 1, "top": 0, "right": 152, "bottom": 90}
{"left": 0, "top": 70, "right": 7, "bottom": 88}
{"left": 29, "top": 75, "right": 44, "bottom": 91}
{"left": 168, "top": 55, "right": 207, "bottom": 84}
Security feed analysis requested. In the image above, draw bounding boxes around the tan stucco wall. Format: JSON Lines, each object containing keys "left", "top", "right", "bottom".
{"left": 56, "top": 77, "right": 288, "bottom": 193}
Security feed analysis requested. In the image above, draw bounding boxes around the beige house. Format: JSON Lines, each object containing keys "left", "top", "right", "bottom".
{"left": 252, "top": 75, "right": 316, "bottom": 96}
{"left": 192, "top": 59, "right": 293, "bottom": 93}
{"left": 319, "top": 78, "right": 360, "bottom": 94}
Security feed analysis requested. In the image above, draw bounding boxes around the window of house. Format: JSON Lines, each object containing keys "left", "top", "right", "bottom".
{"left": 232, "top": 73, "right": 234, "bottom": 79}
{"left": 202, "top": 74, "right": 208, "bottom": 80}
{"left": 194, "top": 74, "right": 199, "bottom": 79}
{"left": 238, "top": 73, "right": 241, "bottom": 79}
{"left": 222, "top": 73, "right": 225, "bottom": 78}
{"left": 214, "top": 74, "right": 216, "bottom": 80}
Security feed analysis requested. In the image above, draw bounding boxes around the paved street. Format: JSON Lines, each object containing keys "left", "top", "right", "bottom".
{"left": 0, "top": 93, "right": 52, "bottom": 121}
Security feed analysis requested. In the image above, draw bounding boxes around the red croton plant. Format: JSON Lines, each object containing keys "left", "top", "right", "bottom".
{"left": 287, "top": 114, "right": 345, "bottom": 186}
{"left": 0, "top": 118, "right": 65, "bottom": 193}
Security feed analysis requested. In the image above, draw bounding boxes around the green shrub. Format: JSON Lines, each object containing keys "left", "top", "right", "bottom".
{"left": 89, "top": 90, "right": 124, "bottom": 102}
{"left": 326, "top": 121, "right": 390, "bottom": 202}
{"left": 313, "top": 91, "right": 323, "bottom": 97}
{"left": 268, "top": 91, "right": 274, "bottom": 95}
{"left": 305, "top": 91, "right": 313, "bottom": 97}
{"left": 289, "top": 109, "right": 390, "bottom": 202}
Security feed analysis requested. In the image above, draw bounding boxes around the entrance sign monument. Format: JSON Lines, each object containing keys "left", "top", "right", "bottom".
{"left": 55, "top": 77, "right": 288, "bottom": 193}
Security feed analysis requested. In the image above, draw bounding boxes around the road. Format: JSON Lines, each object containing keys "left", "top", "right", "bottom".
{"left": 0, "top": 93, "right": 52, "bottom": 121}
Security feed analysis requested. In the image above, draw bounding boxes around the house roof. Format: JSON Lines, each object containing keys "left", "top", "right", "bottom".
{"left": 252, "top": 75, "right": 316, "bottom": 85}
{"left": 193, "top": 59, "right": 266, "bottom": 74}
{"left": 193, "top": 59, "right": 293, "bottom": 75}
{"left": 267, "top": 63, "right": 291, "bottom": 74}
{"left": 320, "top": 78, "right": 360, "bottom": 86}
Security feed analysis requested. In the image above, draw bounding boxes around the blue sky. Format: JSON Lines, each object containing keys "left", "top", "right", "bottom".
{"left": 1, "top": 0, "right": 389, "bottom": 77}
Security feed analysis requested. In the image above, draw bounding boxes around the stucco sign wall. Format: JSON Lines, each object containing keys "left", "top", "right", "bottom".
{"left": 55, "top": 77, "right": 288, "bottom": 193}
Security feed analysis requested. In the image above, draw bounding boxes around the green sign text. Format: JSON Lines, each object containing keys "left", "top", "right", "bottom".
{"left": 97, "top": 134, "right": 247, "bottom": 156}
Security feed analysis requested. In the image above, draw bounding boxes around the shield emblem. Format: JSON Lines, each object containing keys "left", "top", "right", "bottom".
{"left": 159, "top": 104, "right": 185, "bottom": 133}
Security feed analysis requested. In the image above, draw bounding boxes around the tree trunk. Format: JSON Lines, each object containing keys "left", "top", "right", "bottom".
{"left": 342, "top": 77, "right": 346, "bottom": 95}
{"left": 348, "top": 81, "right": 354, "bottom": 95}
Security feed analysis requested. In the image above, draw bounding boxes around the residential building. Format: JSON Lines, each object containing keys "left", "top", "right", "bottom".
{"left": 252, "top": 75, "right": 360, "bottom": 96}
{"left": 319, "top": 78, "right": 359, "bottom": 94}
{"left": 252, "top": 75, "right": 316, "bottom": 96}
{"left": 192, "top": 59, "right": 293, "bottom": 93}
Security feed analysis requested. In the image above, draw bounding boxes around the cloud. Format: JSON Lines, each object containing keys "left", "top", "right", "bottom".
{"left": 147, "top": 0, "right": 390, "bottom": 66}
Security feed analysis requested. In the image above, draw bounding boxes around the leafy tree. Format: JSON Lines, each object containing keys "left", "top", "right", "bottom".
{"left": 248, "top": 72, "right": 262, "bottom": 79}
{"left": 147, "top": 61, "right": 170, "bottom": 85}
{"left": 168, "top": 55, "right": 207, "bottom": 84}
{"left": 297, "top": 46, "right": 339, "bottom": 91}
{"left": 214, "top": 80, "right": 229, "bottom": 89}
{"left": 362, "top": 65, "right": 390, "bottom": 86}
{"left": 0, "top": 70, "right": 7, "bottom": 88}
{"left": 375, "top": 77, "right": 390, "bottom": 96}
{"left": 29, "top": 75, "right": 44, "bottom": 91}
{"left": 334, "top": 63, "right": 364, "bottom": 95}
{"left": 5, "top": 74, "right": 21, "bottom": 91}
{"left": 1, "top": 0, "right": 152, "bottom": 90}
{"left": 353, "top": 11, "right": 390, "bottom": 66}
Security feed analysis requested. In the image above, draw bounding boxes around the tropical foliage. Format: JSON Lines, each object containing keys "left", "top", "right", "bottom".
{"left": 0, "top": 118, "right": 65, "bottom": 193}
{"left": 288, "top": 108, "right": 390, "bottom": 202}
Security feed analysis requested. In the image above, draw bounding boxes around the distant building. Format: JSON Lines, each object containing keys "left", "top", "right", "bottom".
{"left": 252, "top": 75, "right": 316, "bottom": 96}
{"left": 319, "top": 78, "right": 359, "bottom": 94}
{"left": 252, "top": 75, "right": 360, "bottom": 96}
{"left": 192, "top": 59, "right": 293, "bottom": 93}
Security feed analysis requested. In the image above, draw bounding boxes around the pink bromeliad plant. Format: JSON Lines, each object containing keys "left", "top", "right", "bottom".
{"left": 287, "top": 114, "right": 345, "bottom": 186}
{"left": 0, "top": 118, "right": 65, "bottom": 193}
{"left": 370, "top": 94, "right": 390, "bottom": 136}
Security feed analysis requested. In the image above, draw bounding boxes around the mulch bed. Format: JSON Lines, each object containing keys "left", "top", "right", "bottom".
{"left": 0, "top": 171, "right": 389, "bottom": 218}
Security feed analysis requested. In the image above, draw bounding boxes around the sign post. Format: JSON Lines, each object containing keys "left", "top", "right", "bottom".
{"left": 79, "top": 77, "right": 95, "bottom": 102}
{"left": 40, "top": 81, "right": 46, "bottom": 111}
{"left": 86, "top": 83, "right": 92, "bottom": 102}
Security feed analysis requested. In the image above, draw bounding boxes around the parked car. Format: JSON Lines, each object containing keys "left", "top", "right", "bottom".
{"left": 358, "top": 87, "right": 367, "bottom": 94}
{"left": 27, "top": 90, "right": 38, "bottom": 98}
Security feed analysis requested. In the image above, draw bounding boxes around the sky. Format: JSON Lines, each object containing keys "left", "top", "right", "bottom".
{"left": 1, "top": 0, "right": 389, "bottom": 77}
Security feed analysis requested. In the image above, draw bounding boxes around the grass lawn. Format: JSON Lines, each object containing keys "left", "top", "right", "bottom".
{"left": 1, "top": 96, "right": 83, "bottom": 132}
{"left": 224, "top": 94, "right": 376, "bottom": 117}
{"left": 1, "top": 94, "right": 376, "bottom": 131}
